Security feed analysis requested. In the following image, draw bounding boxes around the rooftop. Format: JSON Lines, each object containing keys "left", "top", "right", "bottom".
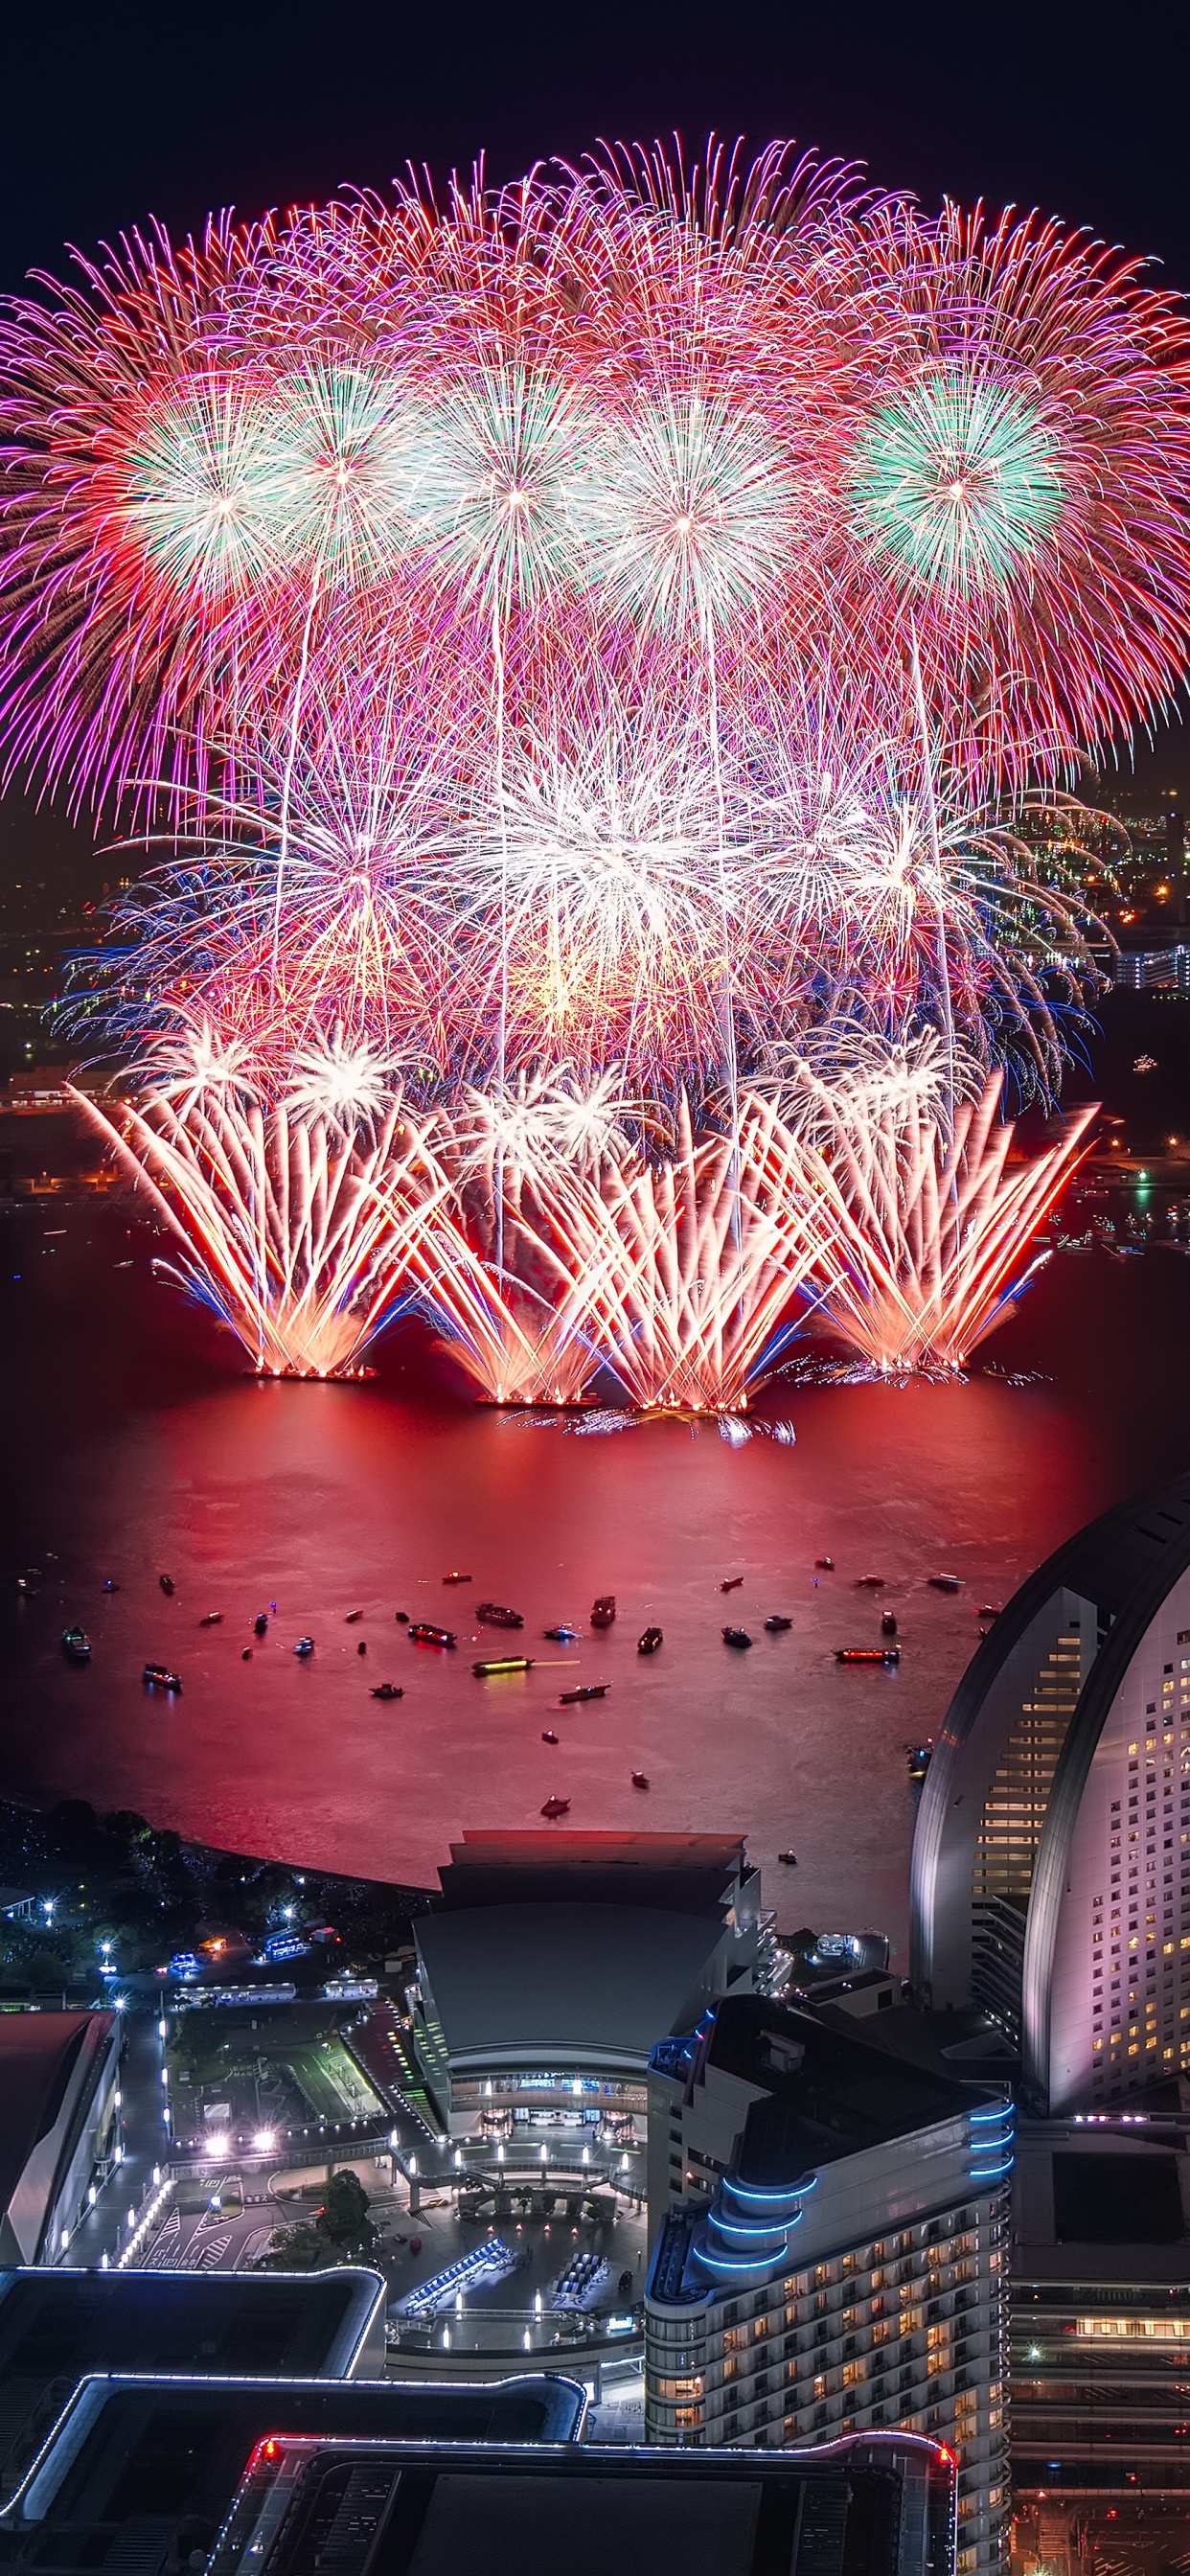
{"left": 706, "top": 1998, "right": 992, "bottom": 2178}
{"left": 416, "top": 1902, "right": 738, "bottom": 2070}
{"left": 8, "top": 2373, "right": 584, "bottom": 2534}
{"left": 0, "top": 2267, "right": 385, "bottom": 2500}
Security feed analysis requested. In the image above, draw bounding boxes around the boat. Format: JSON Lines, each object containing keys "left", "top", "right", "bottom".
{"left": 294, "top": 1637, "right": 314, "bottom": 1657}
{"left": 345, "top": 1609, "right": 363, "bottom": 1623}
{"left": 371, "top": 1683, "right": 404, "bottom": 1701}
{"left": 856, "top": 1576, "right": 885, "bottom": 1589}
{"left": 540, "top": 1795, "right": 571, "bottom": 1819}
{"left": 814, "top": 1557, "right": 835, "bottom": 1571}
{"left": 541, "top": 1729, "right": 560, "bottom": 1744}
{"left": 198, "top": 1613, "right": 222, "bottom": 1627}
{"left": 927, "top": 1574, "right": 964, "bottom": 1592}
{"left": 764, "top": 1615, "right": 792, "bottom": 1633}
{"left": 394, "top": 1610, "right": 410, "bottom": 1623}
{"left": 443, "top": 1572, "right": 471, "bottom": 1584}
{"left": 61, "top": 1626, "right": 90, "bottom": 1663}
{"left": 144, "top": 1663, "right": 182, "bottom": 1690}
{"left": 835, "top": 1645, "right": 900, "bottom": 1665}
{"left": 906, "top": 1742, "right": 933, "bottom": 1780}
{"left": 159, "top": 1574, "right": 175, "bottom": 1596}
{"left": 977, "top": 1604, "right": 1003, "bottom": 1620}
{"left": 476, "top": 1602, "right": 524, "bottom": 1629}
{"left": 637, "top": 1626, "right": 663, "bottom": 1654}
{"left": 721, "top": 1576, "right": 744, "bottom": 1593}
{"left": 102, "top": 1578, "right": 120, "bottom": 1593}
{"left": 722, "top": 1625, "right": 752, "bottom": 1649}
{"left": 241, "top": 1648, "right": 252, "bottom": 1662}
{"left": 355, "top": 1641, "right": 367, "bottom": 1655}
{"left": 543, "top": 1624, "right": 581, "bottom": 1643}
{"left": 590, "top": 1596, "right": 616, "bottom": 1627}
{"left": 631, "top": 1771, "right": 650, "bottom": 1790}
{"left": 777, "top": 1850, "right": 798, "bottom": 1865}
{"left": 253, "top": 1613, "right": 268, "bottom": 1637}
{"left": 560, "top": 1683, "right": 608, "bottom": 1705}
{"left": 408, "top": 1622, "right": 456, "bottom": 1647}
{"left": 473, "top": 1655, "right": 534, "bottom": 1676}
{"left": 881, "top": 1611, "right": 898, "bottom": 1637}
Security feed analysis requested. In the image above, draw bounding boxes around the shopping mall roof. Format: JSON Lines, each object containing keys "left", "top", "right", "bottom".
{"left": 416, "top": 1901, "right": 741, "bottom": 2074}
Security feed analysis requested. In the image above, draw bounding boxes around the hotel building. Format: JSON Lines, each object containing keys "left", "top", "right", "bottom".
{"left": 644, "top": 1996, "right": 1011, "bottom": 2574}
{"left": 910, "top": 1470, "right": 1190, "bottom": 2113}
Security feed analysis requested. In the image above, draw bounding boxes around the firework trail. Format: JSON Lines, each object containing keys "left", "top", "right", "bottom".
{"left": 543, "top": 1092, "right": 843, "bottom": 1414}
{"left": 790, "top": 1061, "right": 1097, "bottom": 1372}
{"left": 72, "top": 1082, "right": 450, "bottom": 1379}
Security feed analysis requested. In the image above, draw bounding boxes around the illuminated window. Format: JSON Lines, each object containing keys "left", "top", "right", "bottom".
{"left": 842, "top": 2359, "right": 864, "bottom": 2387}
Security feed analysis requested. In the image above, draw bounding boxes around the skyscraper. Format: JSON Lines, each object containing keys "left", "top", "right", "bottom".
{"left": 911, "top": 1472, "right": 1190, "bottom": 2113}
{"left": 644, "top": 1996, "right": 1011, "bottom": 2573}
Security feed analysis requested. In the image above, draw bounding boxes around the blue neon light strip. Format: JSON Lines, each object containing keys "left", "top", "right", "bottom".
{"left": 711, "top": 2217, "right": 790, "bottom": 2244}
{"left": 722, "top": 2175, "right": 813, "bottom": 2206}
{"left": 970, "top": 2159, "right": 1015, "bottom": 2179}
{"left": 969, "top": 2104, "right": 1015, "bottom": 2123}
{"left": 692, "top": 2242, "right": 785, "bottom": 2275}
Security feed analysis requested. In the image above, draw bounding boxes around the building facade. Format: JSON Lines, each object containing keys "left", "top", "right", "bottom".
{"left": 643, "top": 1998, "right": 1011, "bottom": 2575}
{"left": 0, "top": 2011, "right": 120, "bottom": 2266}
{"left": 910, "top": 1471, "right": 1190, "bottom": 2113}
{"left": 1012, "top": 2104, "right": 1190, "bottom": 2548}
{"left": 409, "top": 1832, "right": 761, "bottom": 2160}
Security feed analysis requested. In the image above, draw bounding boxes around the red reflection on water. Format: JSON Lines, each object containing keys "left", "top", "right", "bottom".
{"left": 3, "top": 1184, "right": 1189, "bottom": 1962}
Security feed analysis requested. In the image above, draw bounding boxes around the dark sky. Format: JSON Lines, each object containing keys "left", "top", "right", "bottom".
{"left": 3, "top": 0, "right": 1190, "bottom": 893}
{"left": 2, "top": 0, "right": 1188, "bottom": 290}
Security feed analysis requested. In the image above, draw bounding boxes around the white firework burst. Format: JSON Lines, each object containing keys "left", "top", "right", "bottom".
{"left": 570, "top": 388, "right": 799, "bottom": 636}
{"left": 261, "top": 357, "right": 417, "bottom": 590}
{"left": 143, "top": 1012, "right": 262, "bottom": 1115}
{"left": 284, "top": 1025, "right": 400, "bottom": 1133}
{"left": 123, "top": 374, "right": 285, "bottom": 604}
{"left": 400, "top": 363, "right": 600, "bottom": 610}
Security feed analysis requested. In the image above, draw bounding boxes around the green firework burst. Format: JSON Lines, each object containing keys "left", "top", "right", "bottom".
{"left": 848, "top": 369, "right": 1063, "bottom": 601}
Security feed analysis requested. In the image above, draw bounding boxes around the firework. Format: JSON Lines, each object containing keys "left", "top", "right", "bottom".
{"left": 73, "top": 1082, "right": 449, "bottom": 1378}
{"left": 840, "top": 199, "right": 1190, "bottom": 781}
{"left": 546, "top": 1092, "right": 842, "bottom": 1414}
{"left": 795, "top": 1064, "right": 1097, "bottom": 1372}
{"left": 4, "top": 144, "right": 1175, "bottom": 1404}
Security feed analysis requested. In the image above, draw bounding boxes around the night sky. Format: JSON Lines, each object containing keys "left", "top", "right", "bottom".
{"left": 2, "top": 0, "right": 1189, "bottom": 896}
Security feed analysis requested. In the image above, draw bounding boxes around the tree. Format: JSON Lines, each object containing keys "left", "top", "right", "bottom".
{"left": 259, "top": 2167, "right": 378, "bottom": 2271}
